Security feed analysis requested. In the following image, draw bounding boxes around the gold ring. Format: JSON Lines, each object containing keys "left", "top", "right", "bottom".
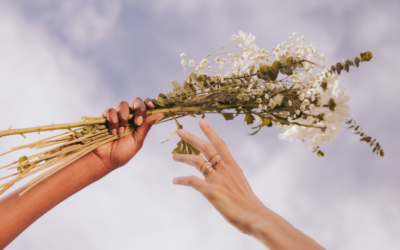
{"left": 212, "top": 158, "right": 223, "bottom": 167}
{"left": 203, "top": 164, "right": 213, "bottom": 176}
{"left": 208, "top": 153, "right": 218, "bottom": 162}
{"left": 199, "top": 160, "right": 208, "bottom": 173}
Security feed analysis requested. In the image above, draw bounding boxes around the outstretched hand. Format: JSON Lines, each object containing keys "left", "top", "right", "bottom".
{"left": 172, "top": 119, "right": 267, "bottom": 235}
{"left": 93, "top": 97, "right": 164, "bottom": 172}
{"left": 172, "top": 119, "right": 325, "bottom": 250}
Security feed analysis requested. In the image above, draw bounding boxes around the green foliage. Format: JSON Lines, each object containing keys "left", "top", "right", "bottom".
{"left": 172, "top": 139, "right": 201, "bottom": 155}
{"left": 19, "top": 156, "right": 28, "bottom": 164}
{"left": 262, "top": 117, "right": 272, "bottom": 127}
{"left": 221, "top": 112, "right": 235, "bottom": 120}
{"left": 267, "top": 69, "right": 279, "bottom": 81}
{"left": 271, "top": 60, "right": 279, "bottom": 74}
{"left": 249, "top": 116, "right": 272, "bottom": 135}
{"left": 286, "top": 56, "right": 293, "bottom": 67}
{"left": 244, "top": 113, "right": 255, "bottom": 125}
{"left": 346, "top": 119, "right": 384, "bottom": 157}
{"left": 360, "top": 51, "right": 373, "bottom": 62}
{"left": 280, "top": 66, "right": 293, "bottom": 76}
{"left": 260, "top": 64, "right": 270, "bottom": 75}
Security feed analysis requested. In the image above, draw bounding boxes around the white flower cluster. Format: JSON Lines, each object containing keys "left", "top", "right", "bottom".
{"left": 179, "top": 31, "right": 351, "bottom": 149}
{"left": 279, "top": 73, "right": 351, "bottom": 148}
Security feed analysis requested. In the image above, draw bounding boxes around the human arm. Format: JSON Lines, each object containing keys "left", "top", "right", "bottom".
{"left": 172, "top": 119, "right": 325, "bottom": 250}
{"left": 0, "top": 98, "right": 164, "bottom": 249}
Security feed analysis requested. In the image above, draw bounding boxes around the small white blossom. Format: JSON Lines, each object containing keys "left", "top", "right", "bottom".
{"left": 181, "top": 60, "right": 187, "bottom": 66}
{"left": 180, "top": 53, "right": 186, "bottom": 58}
{"left": 189, "top": 60, "right": 195, "bottom": 66}
{"left": 293, "top": 32, "right": 298, "bottom": 36}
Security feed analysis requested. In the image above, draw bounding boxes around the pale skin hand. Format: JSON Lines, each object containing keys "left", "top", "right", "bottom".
{"left": 0, "top": 97, "right": 164, "bottom": 249}
{"left": 172, "top": 119, "right": 325, "bottom": 250}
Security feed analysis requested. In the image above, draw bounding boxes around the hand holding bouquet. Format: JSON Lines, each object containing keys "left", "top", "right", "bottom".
{"left": 0, "top": 31, "right": 383, "bottom": 196}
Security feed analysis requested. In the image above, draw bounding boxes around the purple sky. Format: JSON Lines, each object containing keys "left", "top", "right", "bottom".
{"left": 1, "top": 1, "right": 399, "bottom": 249}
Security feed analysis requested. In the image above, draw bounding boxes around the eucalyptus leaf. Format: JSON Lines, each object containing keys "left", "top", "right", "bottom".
{"left": 267, "top": 69, "right": 279, "bottom": 81}
{"left": 271, "top": 60, "right": 279, "bottom": 74}
{"left": 286, "top": 56, "right": 293, "bottom": 67}
{"left": 260, "top": 64, "right": 270, "bottom": 75}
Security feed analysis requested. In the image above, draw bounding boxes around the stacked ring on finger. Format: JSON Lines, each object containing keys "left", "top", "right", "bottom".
{"left": 199, "top": 160, "right": 208, "bottom": 173}
{"left": 208, "top": 153, "right": 218, "bottom": 162}
{"left": 202, "top": 163, "right": 213, "bottom": 176}
{"left": 211, "top": 158, "right": 223, "bottom": 168}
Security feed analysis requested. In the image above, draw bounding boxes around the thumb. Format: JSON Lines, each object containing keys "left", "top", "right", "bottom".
{"left": 132, "top": 113, "right": 164, "bottom": 144}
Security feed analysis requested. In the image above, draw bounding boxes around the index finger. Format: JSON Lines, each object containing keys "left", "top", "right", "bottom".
{"left": 198, "top": 119, "right": 236, "bottom": 165}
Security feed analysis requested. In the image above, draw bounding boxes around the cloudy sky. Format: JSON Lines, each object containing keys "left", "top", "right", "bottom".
{"left": 0, "top": 0, "right": 399, "bottom": 249}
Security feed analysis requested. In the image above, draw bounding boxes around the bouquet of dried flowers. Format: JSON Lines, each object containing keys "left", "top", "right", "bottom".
{"left": 0, "top": 32, "right": 383, "bottom": 196}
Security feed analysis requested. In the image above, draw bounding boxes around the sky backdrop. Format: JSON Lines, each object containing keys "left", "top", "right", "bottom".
{"left": 1, "top": 0, "right": 399, "bottom": 249}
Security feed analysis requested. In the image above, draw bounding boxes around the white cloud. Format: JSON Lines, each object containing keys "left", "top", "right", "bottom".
{"left": 2, "top": 1, "right": 400, "bottom": 250}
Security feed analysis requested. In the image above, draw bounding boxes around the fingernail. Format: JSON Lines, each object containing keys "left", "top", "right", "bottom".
{"left": 199, "top": 119, "right": 208, "bottom": 125}
{"left": 111, "top": 128, "right": 117, "bottom": 135}
{"left": 135, "top": 116, "right": 143, "bottom": 126}
{"left": 118, "top": 127, "right": 125, "bottom": 135}
{"left": 172, "top": 178, "right": 178, "bottom": 184}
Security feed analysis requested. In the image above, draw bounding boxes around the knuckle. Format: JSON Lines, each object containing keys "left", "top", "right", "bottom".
{"left": 214, "top": 138, "right": 226, "bottom": 148}
{"left": 187, "top": 176, "right": 196, "bottom": 185}
{"left": 203, "top": 143, "right": 215, "bottom": 153}
{"left": 203, "top": 186, "right": 217, "bottom": 200}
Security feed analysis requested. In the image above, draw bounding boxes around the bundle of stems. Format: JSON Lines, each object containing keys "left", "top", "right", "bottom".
{"left": 0, "top": 31, "right": 384, "bottom": 196}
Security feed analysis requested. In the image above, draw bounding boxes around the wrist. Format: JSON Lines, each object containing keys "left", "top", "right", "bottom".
{"left": 247, "top": 206, "right": 292, "bottom": 242}
{"left": 84, "top": 152, "right": 115, "bottom": 178}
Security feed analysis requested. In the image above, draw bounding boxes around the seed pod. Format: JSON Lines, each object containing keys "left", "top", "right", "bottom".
{"left": 354, "top": 57, "right": 361, "bottom": 67}
{"left": 344, "top": 63, "right": 350, "bottom": 72}
{"left": 346, "top": 59, "right": 354, "bottom": 66}
{"left": 330, "top": 65, "right": 337, "bottom": 73}
{"left": 336, "top": 62, "right": 343, "bottom": 75}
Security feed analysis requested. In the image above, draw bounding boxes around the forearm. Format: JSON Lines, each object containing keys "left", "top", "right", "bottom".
{"left": 250, "top": 209, "right": 325, "bottom": 250}
{"left": 0, "top": 152, "right": 110, "bottom": 249}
